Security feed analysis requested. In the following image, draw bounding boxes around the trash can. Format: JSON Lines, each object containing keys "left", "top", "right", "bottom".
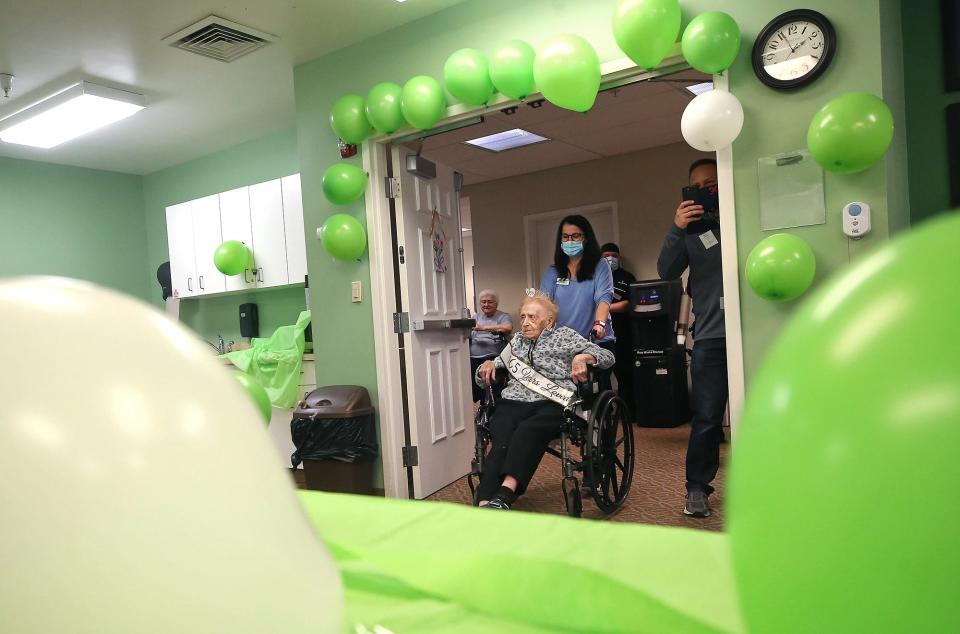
{"left": 291, "top": 385, "right": 378, "bottom": 495}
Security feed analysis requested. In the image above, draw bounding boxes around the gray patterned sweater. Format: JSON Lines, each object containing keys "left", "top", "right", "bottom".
{"left": 474, "top": 326, "right": 615, "bottom": 403}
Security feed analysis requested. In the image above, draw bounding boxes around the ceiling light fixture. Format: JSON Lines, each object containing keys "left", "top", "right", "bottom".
{"left": 684, "top": 81, "right": 714, "bottom": 96}
{"left": 465, "top": 128, "right": 549, "bottom": 152}
{"left": 0, "top": 81, "right": 145, "bottom": 149}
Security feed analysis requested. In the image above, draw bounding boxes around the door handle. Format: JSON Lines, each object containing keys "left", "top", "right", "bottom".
{"left": 243, "top": 269, "right": 252, "bottom": 284}
{"left": 199, "top": 275, "right": 204, "bottom": 290}
{"left": 412, "top": 318, "right": 477, "bottom": 331}
{"left": 187, "top": 277, "right": 193, "bottom": 291}
{"left": 257, "top": 267, "right": 264, "bottom": 283}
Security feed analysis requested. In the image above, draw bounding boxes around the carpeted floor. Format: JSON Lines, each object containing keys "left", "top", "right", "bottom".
{"left": 427, "top": 424, "right": 728, "bottom": 531}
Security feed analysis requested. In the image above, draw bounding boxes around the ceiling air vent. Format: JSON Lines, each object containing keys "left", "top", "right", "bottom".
{"left": 163, "top": 16, "right": 277, "bottom": 63}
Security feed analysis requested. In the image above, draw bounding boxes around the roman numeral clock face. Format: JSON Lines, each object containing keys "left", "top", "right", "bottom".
{"left": 752, "top": 10, "right": 836, "bottom": 89}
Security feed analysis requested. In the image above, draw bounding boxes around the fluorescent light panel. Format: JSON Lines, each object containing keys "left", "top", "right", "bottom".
{"left": 465, "top": 128, "right": 549, "bottom": 152}
{"left": 685, "top": 81, "right": 714, "bottom": 96}
{"left": 0, "top": 81, "right": 145, "bottom": 148}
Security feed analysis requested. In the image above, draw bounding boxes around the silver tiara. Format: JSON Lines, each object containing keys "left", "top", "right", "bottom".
{"left": 524, "top": 288, "right": 537, "bottom": 297}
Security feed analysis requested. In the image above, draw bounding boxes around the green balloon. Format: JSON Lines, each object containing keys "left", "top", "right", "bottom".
{"left": 213, "top": 240, "right": 251, "bottom": 276}
{"left": 681, "top": 11, "right": 741, "bottom": 74}
{"left": 330, "top": 94, "right": 372, "bottom": 145}
{"left": 365, "top": 82, "right": 405, "bottom": 134}
{"left": 489, "top": 40, "right": 536, "bottom": 100}
{"left": 533, "top": 34, "right": 601, "bottom": 113}
{"left": 401, "top": 76, "right": 446, "bottom": 131}
{"left": 321, "top": 214, "right": 367, "bottom": 261}
{"left": 808, "top": 92, "right": 894, "bottom": 173}
{"left": 745, "top": 234, "right": 816, "bottom": 302}
{"left": 233, "top": 372, "right": 272, "bottom": 424}
{"left": 613, "top": 0, "right": 682, "bottom": 70}
{"left": 730, "top": 213, "right": 960, "bottom": 633}
{"left": 321, "top": 163, "right": 368, "bottom": 206}
{"left": 443, "top": 48, "right": 495, "bottom": 106}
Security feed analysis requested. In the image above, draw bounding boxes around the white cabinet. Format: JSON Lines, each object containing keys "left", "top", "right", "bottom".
{"left": 249, "top": 179, "right": 289, "bottom": 288}
{"left": 191, "top": 194, "right": 226, "bottom": 295}
{"left": 165, "top": 174, "right": 308, "bottom": 299}
{"left": 281, "top": 175, "right": 308, "bottom": 285}
{"left": 166, "top": 202, "right": 197, "bottom": 298}
{"left": 218, "top": 187, "right": 257, "bottom": 292}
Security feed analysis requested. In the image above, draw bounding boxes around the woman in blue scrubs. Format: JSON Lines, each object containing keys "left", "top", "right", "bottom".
{"left": 539, "top": 214, "right": 615, "bottom": 356}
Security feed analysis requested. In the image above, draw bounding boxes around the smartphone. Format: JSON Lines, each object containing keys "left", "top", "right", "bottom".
{"left": 681, "top": 186, "right": 707, "bottom": 235}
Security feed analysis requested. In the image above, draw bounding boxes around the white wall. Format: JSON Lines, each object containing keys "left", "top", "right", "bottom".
{"left": 464, "top": 142, "right": 708, "bottom": 322}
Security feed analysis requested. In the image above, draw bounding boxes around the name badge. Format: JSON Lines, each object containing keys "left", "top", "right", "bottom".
{"left": 556, "top": 278, "right": 570, "bottom": 286}
{"left": 699, "top": 230, "right": 719, "bottom": 250}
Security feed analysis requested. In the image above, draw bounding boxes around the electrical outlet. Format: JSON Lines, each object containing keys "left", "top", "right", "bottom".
{"left": 351, "top": 281, "right": 362, "bottom": 303}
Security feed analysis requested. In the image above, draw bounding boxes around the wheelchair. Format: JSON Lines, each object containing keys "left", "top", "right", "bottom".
{"left": 467, "top": 366, "right": 636, "bottom": 518}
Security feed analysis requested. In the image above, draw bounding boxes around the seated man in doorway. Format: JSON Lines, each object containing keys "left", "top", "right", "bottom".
{"left": 469, "top": 289, "right": 513, "bottom": 404}
{"left": 475, "top": 290, "right": 615, "bottom": 510}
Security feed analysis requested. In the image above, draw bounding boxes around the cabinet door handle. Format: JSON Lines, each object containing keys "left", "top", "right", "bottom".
{"left": 243, "top": 269, "right": 251, "bottom": 284}
{"left": 199, "top": 275, "right": 204, "bottom": 290}
{"left": 187, "top": 277, "right": 193, "bottom": 291}
{"left": 257, "top": 267, "right": 264, "bottom": 282}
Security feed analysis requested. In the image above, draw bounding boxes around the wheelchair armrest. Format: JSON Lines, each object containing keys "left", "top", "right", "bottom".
{"left": 575, "top": 366, "right": 601, "bottom": 400}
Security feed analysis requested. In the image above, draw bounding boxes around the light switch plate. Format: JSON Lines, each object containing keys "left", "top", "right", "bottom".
{"left": 351, "top": 280, "right": 362, "bottom": 303}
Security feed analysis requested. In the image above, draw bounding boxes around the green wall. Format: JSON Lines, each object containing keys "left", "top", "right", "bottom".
{"left": 0, "top": 156, "right": 148, "bottom": 300}
{"left": 141, "top": 128, "right": 307, "bottom": 344}
{"left": 293, "top": 0, "right": 903, "bottom": 396}
{"left": 902, "top": 1, "right": 958, "bottom": 224}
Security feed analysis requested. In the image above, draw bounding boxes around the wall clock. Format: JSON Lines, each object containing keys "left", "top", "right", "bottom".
{"left": 752, "top": 10, "right": 836, "bottom": 89}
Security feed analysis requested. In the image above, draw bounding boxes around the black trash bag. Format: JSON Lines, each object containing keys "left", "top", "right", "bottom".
{"left": 290, "top": 415, "right": 377, "bottom": 466}
{"left": 290, "top": 385, "right": 378, "bottom": 467}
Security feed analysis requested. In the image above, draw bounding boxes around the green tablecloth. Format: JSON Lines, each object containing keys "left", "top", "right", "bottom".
{"left": 299, "top": 491, "right": 745, "bottom": 634}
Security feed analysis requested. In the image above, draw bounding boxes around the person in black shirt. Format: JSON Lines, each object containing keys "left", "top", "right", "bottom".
{"left": 656, "top": 158, "right": 726, "bottom": 519}
{"left": 600, "top": 243, "right": 637, "bottom": 419}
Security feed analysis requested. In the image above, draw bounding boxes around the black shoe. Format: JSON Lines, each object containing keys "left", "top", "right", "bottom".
{"left": 683, "top": 490, "right": 711, "bottom": 517}
{"left": 485, "top": 497, "right": 511, "bottom": 510}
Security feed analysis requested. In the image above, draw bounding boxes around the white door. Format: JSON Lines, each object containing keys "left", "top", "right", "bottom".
{"left": 281, "top": 174, "right": 308, "bottom": 285}
{"left": 525, "top": 205, "right": 618, "bottom": 288}
{"left": 165, "top": 202, "right": 197, "bottom": 298}
{"left": 249, "top": 179, "right": 289, "bottom": 288}
{"left": 219, "top": 187, "right": 257, "bottom": 292}
{"left": 191, "top": 194, "right": 227, "bottom": 295}
{"left": 393, "top": 148, "right": 474, "bottom": 498}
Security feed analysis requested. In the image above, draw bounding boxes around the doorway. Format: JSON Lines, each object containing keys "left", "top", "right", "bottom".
{"left": 363, "top": 56, "right": 746, "bottom": 504}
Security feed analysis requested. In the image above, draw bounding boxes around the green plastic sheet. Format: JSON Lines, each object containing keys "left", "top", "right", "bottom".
{"left": 299, "top": 491, "right": 745, "bottom": 634}
{"left": 223, "top": 310, "right": 311, "bottom": 408}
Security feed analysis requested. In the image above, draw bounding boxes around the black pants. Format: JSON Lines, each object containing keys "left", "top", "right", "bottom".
{"left": 470, "top": 355, "right": 499, "bottom": 403}
{"left": 477, "top": 399, "right": 564, "bottom": 501}
{"left": 612, "top": 334, "right": 635, "bottom": 419}
{"left": 686, "top": 338, "right": 728, "bottom": 495}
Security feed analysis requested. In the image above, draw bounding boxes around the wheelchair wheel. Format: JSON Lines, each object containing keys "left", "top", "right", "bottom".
{"left": 583, "top": 393, "right": 635, "bottom": 514}
{"left": 469, "top": 401, "right": 494, "bottom": 507}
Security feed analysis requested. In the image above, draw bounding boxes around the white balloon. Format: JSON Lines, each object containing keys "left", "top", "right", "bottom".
{"left": 0, "top": 277, "right": 341, "bottom": 633}
{"left": 681, "top": 89, "right": 745, "bottom": 152}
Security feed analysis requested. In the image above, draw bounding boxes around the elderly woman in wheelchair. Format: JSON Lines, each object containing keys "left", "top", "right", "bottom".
{"left": 472, "top": 291, "right": 635, "bottom": 516}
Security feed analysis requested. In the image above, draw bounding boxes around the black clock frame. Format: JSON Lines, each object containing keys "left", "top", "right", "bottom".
{"left": 752, "top": 9, "right": 837, "bottom": 90}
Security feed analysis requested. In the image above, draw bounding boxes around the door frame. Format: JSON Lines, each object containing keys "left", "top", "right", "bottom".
{"left": 522, "top": 200, "right": 620, "bottom": 290}
{"left": 363, "top": 55, "right": 746, "bottom": 499}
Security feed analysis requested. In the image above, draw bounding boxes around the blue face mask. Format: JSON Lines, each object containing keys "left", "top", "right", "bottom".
{"left": 561, "top": 241, "right": 584, "bottom": 256}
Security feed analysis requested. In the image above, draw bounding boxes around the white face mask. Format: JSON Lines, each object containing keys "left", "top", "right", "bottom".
{"left": 604, "top": 255, "right": 620, "bottom": 272}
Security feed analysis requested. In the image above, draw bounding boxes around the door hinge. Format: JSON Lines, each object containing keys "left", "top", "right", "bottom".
{"left": 398, "top": 245, "right": 405, "bottom": 264}
{"left": 384, "top": 176, "right": 401, "bottom": 199}
{"left": 401, "top": 445, "right": 419, "bottom": 467}
{"left": 393, "top": 312, "right": 410, "bottom": 334}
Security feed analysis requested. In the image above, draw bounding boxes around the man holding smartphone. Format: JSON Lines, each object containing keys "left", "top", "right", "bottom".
{"left": 657, "top": 157, "right": 727, "bottom": 518}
